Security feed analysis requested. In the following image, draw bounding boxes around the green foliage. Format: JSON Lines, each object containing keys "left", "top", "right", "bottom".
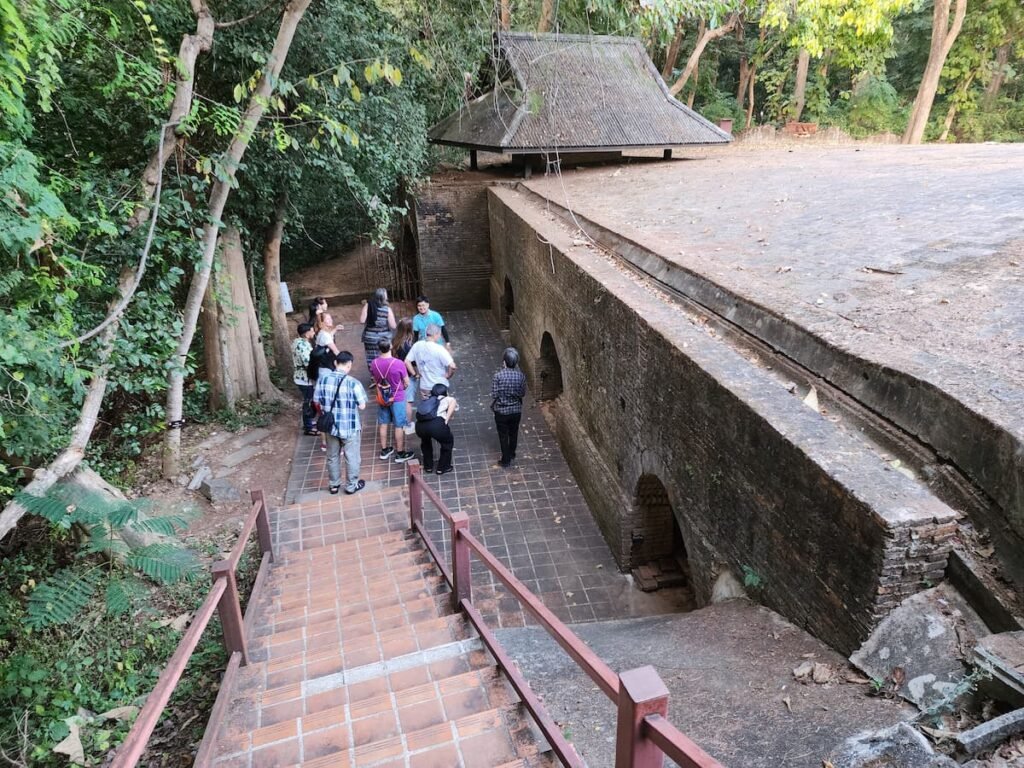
{"left": 741, "top": 564, "right": 764, "bottom": 589}
{"left": 844, "top": 73, "right": 905, "bottom": 134}
{"left": 14, "top": 485, "right": 199, "bottom": 628}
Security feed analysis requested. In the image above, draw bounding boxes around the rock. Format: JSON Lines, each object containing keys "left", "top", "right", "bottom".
{"left": 826, "top": 723, "right": 958, "bottom": 768}
{"left": 710, "top": 570, "right": 746, "bottom": 603}
{"left": 199, "top": 477, "right": 241, "bottom": 504}
{"left": 187, "top": 465, "right": 212, "bottom": 491}
{"left": 176, "top": 474, "right": 189, "bottom": 487}
{"left": 850, "top": 584, "right": 989, "bottom": 710}
{"left": 955, "top": 707, "right": 1024, "bottom": 756}
{"left": 793, "top": 661, "right": 815, "bottom": 681}
{"left": 812, "top": 662, "right": 835, "bottom": 684}
{"left": 191, "top": 454, "right": 207, "bottom": 469}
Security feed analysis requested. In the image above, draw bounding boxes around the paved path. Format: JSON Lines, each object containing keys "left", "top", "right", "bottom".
{"left": 281, "top": 307, "right": 689, "bottom": 629}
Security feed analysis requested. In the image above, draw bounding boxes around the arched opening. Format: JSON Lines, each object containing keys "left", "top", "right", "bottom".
{"left": 630, "top": 474, "right": 690, "bottom": 594}
{"left": 537, "top": 332, "right": 564, "bottom": 400}
{"left": 501, "top": 277, "right": 515, "bottom": 330}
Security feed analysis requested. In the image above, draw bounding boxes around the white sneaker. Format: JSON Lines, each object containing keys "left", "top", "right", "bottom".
{"left": 404, "top": 423, "right": 416, "bottom": 435}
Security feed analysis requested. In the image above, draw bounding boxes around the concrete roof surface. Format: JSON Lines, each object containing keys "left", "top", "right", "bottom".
{"left": 522, "top": 143, "right": 1024, "bottom": 437}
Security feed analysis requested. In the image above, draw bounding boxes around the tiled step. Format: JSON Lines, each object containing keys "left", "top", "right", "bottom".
{"left": 496, "top": 754, "right": 561, "bottom": 768}
{"left": 243, "top": 614, "right": 475, "bottom": 694}
{"left": 214, "top": 646, "right": 497, "bottom": 757}
{"left": 231, "top": 703, "right": 542, "bottom": 768}
{"left": 274, "top": 530, "right": 420, "bottom": 568}
{"left": 251, "top": 590, "right": 455, "bottom": 656}
{"left": 254, "top": 578, "right": 452, "bottom": 638}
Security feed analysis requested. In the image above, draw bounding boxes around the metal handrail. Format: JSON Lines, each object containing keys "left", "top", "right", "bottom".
{"left": 406, "top": 461, "right": 725, "bottom": 768}
{"left": 644, "top": 714, "right": 723, "bottom": 768}
{"left": 461, "top": 530, "right": 619, "bottom": 699}
{"left": 111, "top": 489, "right": 275, "bottom": 768}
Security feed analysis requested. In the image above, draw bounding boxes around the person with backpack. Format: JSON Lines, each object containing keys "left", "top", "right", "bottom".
{"left": 370, "top": 340, "right": 414, "bottom": 463}
{"left": 491, "top": 347, "right": 527, "bottom": 467}
{"left": 415, "top": 383, "right": 458, "bottom": 475}
{"left": 313, "top": 350, "right": 367, "bottom": 495}
{"left": 359, "top": 288, "right": 397, "bottom": 376}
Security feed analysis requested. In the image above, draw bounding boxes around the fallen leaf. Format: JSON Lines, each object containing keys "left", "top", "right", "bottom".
{"left": 97, "top": 706, "right": 139, "bottom": 722}
{"left": 53, "top": 721, "right": 85, "bottom": 765}
{"left": 782, "top": 695, "right": 792, "bottom": 712}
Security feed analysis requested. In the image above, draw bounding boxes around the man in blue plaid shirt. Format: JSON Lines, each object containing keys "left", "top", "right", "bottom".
{"left": 491, "top": 347, "right": 527, "bottom": 468}
{"left": 314, "top": 351, "right": 367, "bottom": 494}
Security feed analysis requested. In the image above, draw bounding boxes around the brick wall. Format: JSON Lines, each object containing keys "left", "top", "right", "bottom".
{"left": 414, "top": 174, "right": 502, "bottom": 310}
{"left": 488, "top": 185, "right": 958, "bottom": 654}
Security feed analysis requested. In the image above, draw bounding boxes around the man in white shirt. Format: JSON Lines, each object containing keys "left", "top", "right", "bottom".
{"left": 405, "top": 324, "right": 456, "bottom": 400}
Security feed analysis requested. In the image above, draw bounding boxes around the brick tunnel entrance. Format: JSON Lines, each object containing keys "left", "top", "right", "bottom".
{"left": 537, "top": 331, "right": 564, "bottom": 400}
{"left": 631, "top": 474, "right": 691, "bottom": 593}
{"left": 501, "top": 277, "right": 515, "bottom": 330}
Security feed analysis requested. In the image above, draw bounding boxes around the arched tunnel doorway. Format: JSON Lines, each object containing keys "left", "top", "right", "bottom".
{"left": 631, "top": 474, "right": 691, "bottom": 594}
{"left": 501, "top": 277, "right": 515, "bottom": 331}
{"left": 537, "top": 332, "right": 564, "bottom": 400}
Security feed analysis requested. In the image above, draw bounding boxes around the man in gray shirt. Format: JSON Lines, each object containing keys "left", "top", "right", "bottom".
{"left": 406, "top": 324, "right": 456, "bottom": 399}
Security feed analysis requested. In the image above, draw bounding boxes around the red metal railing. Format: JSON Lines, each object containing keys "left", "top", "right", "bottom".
{"left": 112, "top": 489, "right": 275, "bottom": 768}
{"left": 407, "top": 463, "right": 724, "bottom": 768}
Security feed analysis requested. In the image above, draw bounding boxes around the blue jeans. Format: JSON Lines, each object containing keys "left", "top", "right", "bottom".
{"left": 297, "top": 384, "right": 315, "bottom": 431}
{"left": 326, "top": 432, "right": 362, "bottom": 490}
{"left": 377, "top": 400, "right": 408, "bottom": 427}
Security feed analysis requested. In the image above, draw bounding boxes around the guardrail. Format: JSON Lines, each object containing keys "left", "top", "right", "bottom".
{"left": 407, "top": 462, "right": 724, "bottom": 768}
{"left": 112, "top": 489, "right": 275, "bottom": 768}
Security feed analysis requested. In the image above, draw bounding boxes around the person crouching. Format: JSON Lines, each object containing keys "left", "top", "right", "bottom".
{"left": 414, "top": 383, "right": 458, "bottom": 475}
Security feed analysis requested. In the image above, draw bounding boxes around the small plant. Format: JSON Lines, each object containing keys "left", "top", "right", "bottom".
{"left": 15, "top": 486, "right": 200, "bottom": 628}
{"left": 741, "top": 564, "right": 764, "bottom": 590}
{"left": 215, "top": 397, "right": 283, "bottom": 432}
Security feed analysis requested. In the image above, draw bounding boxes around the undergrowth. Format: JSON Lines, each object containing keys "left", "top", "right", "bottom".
{"left": 0, "top": 522, "right": 261, "bottom": 766}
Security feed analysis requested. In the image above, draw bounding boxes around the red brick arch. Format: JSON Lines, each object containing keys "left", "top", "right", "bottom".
{"left": 537, "top": 331, "right": 564, "bottom": 400}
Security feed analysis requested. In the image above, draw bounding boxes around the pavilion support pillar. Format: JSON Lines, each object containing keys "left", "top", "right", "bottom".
{"left": 470, "top": 150, "right": 478, "bottom": 170}
{"left": 663, "top": 148, "right": 673, "bottom": 159}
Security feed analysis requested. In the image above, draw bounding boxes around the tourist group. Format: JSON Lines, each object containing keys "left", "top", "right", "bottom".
{"left": 290, "top": 290, "right": 526, "bottom": 495}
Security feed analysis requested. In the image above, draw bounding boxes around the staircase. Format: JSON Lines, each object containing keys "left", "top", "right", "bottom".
{"left": 204, "top": 489, "right": 561, "bottom": 768}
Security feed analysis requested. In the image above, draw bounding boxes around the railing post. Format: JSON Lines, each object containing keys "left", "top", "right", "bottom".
{"left": 615, "top": 666, "right": 669, "bottom": 768}
{"left": 212, "top": 561, "right": 248, "bottom": 666}
{"left": 250, "top": 488, "right": 274, "bottom": 562}
{"left": 451, "top": 511, "right": 471, "bottom": 610}
{"left": 409, "top": 461, "right": 423, "bottom": 530}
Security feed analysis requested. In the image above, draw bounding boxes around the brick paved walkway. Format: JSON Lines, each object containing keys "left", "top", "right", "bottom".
{"left": 279, "top": 307, "right": 690, "bottom": 628}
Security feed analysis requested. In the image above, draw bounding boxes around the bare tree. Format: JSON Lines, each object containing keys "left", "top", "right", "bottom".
{"left": 537, "top": 0, "right": 554, "bottom": 32}
{"left": 668, "top": 14, "right": 739, "bottom": 97}
{"left": 661, "top": 21, "right": 686, "bottom": 80}
{"left": 499, "top": 0, "right": 510, "bottom": 30}
{"left": 790, "top": 47, "right": 810, "bottom": 121}
{"left": 903, "top": 0, "right": 968, "bottom": 144}
{"left": 162, "top": 0, "right": 314, "bottom": 479}
{"left": 263, "top": 191, "right": 292, "bottom": 373}
{"left": 982, "top": 43, "right": 1010, "bottom": 109}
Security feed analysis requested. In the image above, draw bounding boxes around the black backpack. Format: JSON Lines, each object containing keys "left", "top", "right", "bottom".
{"left": 306, "top": 344, "right": 329, "bottom": 381}
{"left": 415, "top": 396, "right": 440, "bottom": 422}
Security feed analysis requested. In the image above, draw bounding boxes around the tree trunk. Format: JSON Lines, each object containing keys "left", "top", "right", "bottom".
{"left": 537, "top": 0, "right": 554, "bottom": 32}
{"left": 661, "top": 22, "right": 685, "bottom": 80}
{"left": 687, "top": 46, "right": 701, "bottom": 108}
{"left": 668, "top": 14, "right": 738, "bottom": 97}
{"left": 982, "top": 44, "right": 1009, "bottom": 109}
{"left": 499, "top": 0, "right": 510, "bottom": 30}
{"left": 263, "top": 191, "right": 291, "bottom": 373}
{"left": 162, "top": 0, "right": 313, "bottom": 479}
{"left": 902, "top": 0, "right": 968, "bottom": 145}
{"left": 939, "top": 73, "right": 975, "bottom": 141}
{"left": 202, "top": 227, "right": 282, "bottom": 410}
{"left": 791, "top": 48, "right": 810, "bottom": 121}
{"left": 127, "top": 1, "right": 214, "bottom": 231}
{"left": 745, "top": 68, "right": 756, "bottom": 128}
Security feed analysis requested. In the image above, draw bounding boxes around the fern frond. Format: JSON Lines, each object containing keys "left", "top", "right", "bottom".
{"left": 125, "top": 543, "right": 201, "bottom": 584}
{"left": 105, "top": 577, "right": 147, "bottom": 617}
{"left": 82, "top": 525, "right": 128, "bottom": 557}
{"left": 125, "top": 513, "right": 191, "bottom": 536}
{"left": 14, "top": 491, "right": 77, "bottom": 528}
{"left": 26, "top": 567, "right": 104, "bottom": 628}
